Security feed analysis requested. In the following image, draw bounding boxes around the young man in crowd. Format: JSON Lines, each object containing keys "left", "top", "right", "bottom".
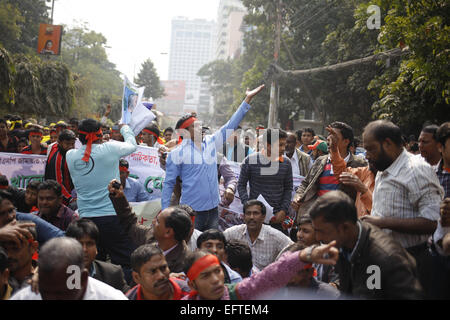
{"left": 310, "top": 190, "right": 423, "bottom": 299}
{"left": 45, "top": 129, "right": 76, "bottom": 207}
{"left": 299, "top": 128, "right": 315, "bottom": 154}
{"left": 162, "top": 85, "right": 265, "bottom": 231}
{"left": 182, "top": 240, "right": 338, "bottom": 300}
{"left": 21, "top": 125, "right": 47, "bottom": 155}
{"left": 418, "top": 124, "right": 441, "bottom": 168}
{"left": 126, "top": 244, "right": 190, "bottom": 300}
{"left": 292, "top": 121, "right": 367, "bottom": 221}
{"left": 66, "top": 219, "right": 129, "bottom": 293}
{"left": 285, "top": 132, "right": 312, "bottom": 177}
{"left": 196, "top": 229, "right": 242, "bottom": 284}
{"left": 119, "top": 159, "right": 152, "bottom": 202}
{"left": 223, "top": 200, "right": 293, "bottom": 270}
{"left": 0, "top": 118, "right": 19, "bottom": 153}
{"left": 35, "top": 180, "right": 79, "bottom": 231}
{"left": 238, "top": 129, "right": 293, "bottom": 233}
{"left": 66, "top": 119, "right": 141, "bottom": 284}
{"left": 224, "top": 239, "right": 258, "bottom": 279}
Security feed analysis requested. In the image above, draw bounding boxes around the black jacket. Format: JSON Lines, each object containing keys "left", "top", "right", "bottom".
{"left": 336, "top": 222, "right": 423, "bottom": 300}
{"left": 92, "top": 260, "right": 130, "bottom": 293}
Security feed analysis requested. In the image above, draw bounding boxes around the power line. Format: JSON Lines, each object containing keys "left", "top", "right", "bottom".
{"left": 289, "top": 0, "right": 338, "bottom": 31}
{"left": 272, "top": 48, "right": 408, "bottom": 77}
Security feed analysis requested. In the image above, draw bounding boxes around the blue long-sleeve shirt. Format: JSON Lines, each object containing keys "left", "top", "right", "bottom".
{"left": 66, "top": 125, "right": 137, "bottom": 217}
{"left": 161, "top": 101, "right": 251, "bottom": 211}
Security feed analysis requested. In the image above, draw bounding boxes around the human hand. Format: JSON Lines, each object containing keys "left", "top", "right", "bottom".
{"left": 270, "top": 210, "right": 287, "bottom": 224}
{"left": 223, "top": 188, "right": 235, "bottom": 205}
{"left": 325, "top": 126, "right": 339, "bottom": 152}
{"left": 244, "top": 84, "right": 265, "bottom": 104}
{"left": 300, "top": 241, "right": 339, "bottom": 265}
{"left": 291, "top": 200, "right": 300, "bottom": 212}
{"left": 107, "top": 179, "right": 125, "bottom": 198}
{"left": 0, "top": 221, "right": 35, "bottom": 246}
{"left": 339, "top": 172, "right": 367, "bottom": 194}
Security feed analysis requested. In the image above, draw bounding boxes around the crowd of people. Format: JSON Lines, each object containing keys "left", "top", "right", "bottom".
{"left": 0, "top": 85, "right": 449, "bottom": 301}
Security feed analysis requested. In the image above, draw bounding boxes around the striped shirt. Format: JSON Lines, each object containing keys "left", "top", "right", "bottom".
{"left": 372, "top": 149, "right": 444, "bottom": 248}
{"left": 223, "top": 224, "right": 293, "bottom": 270}
{"left": 238, "top": 152, "right": 293, "bottom": 213}
{"left": 317, "top": 160, "right": 339, "bottom": 196}
{"left": 436, "top": 160, "right": 450, "bottom": 198}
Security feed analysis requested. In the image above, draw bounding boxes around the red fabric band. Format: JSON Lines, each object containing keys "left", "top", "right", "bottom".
{"left": 187, "top": 254, "right": 220, "bottom": 281}
{"left": 143, "top": 129, "right": 165, "bottom": 145}
{"left": 79, "top": 129, "right": 103, "bottom": 162}
{"left": 177, "top": 117, "right": 197, "bottom": 145}
{"left": 119, "top": 166, "right": 129, "bottom": 173}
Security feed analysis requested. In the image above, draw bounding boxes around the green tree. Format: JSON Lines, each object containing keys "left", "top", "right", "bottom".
{"left": 1, "top": 0, "right": 50, "bottom": 54}
{"left": 364, "top": 0, "right": 449, "bottom": 134}
{"left": 0, "top": 46, "right": 15, "bottom": 107}
{"left": 134, "top": 58, "right": 165, "bottom": 100}
{"left": 61, "top": 24, "right": 123, "bottom": 120}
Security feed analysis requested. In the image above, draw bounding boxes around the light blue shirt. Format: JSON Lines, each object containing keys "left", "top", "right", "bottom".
{"left": 124, "top": 177, "right": 153, "bottom": 202}
{"left": 161, "top": 101, "right": 251, "bottom": 211}
{"left": 66, "top": 126, "right": 137, "bottom": 217}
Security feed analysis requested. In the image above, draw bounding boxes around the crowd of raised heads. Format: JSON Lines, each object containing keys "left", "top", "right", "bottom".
{"left": 0, "top": 87, "right": 449, "bottom": 301}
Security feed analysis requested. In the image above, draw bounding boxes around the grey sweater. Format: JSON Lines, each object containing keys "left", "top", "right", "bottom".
{"left": 238, "top": 152, "right": 293, "bottom": 213}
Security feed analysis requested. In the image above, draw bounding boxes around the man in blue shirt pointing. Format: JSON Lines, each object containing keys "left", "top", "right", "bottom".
{"left": 161, "top": 85, "right": 265, "bottom": 231}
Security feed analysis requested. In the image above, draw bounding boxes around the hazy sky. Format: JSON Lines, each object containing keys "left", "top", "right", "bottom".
{"left": 53, "top": 0, "right": 219, "bottom": 81}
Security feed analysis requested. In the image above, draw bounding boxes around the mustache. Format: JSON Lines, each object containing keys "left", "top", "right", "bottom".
{"left": 153, "top": 278, "right": 169, "bottom": 288}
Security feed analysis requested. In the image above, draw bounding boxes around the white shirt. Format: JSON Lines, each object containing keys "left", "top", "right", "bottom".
{"left": 372, "top": 149, "right": 443, "bottom": 248}
{"left": 187, "top": 229, "right": 203, "bottom": 252}
{"left": 10, "top": 277, "right": 128, "bottom": 300}
{"left": 286, "top": 151, "right": 301, "bottom": 177}
{"left": 223, "top": 224, "right": 293, "bottom": 270}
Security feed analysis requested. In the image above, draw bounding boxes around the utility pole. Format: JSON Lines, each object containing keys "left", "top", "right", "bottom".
{"left": 50, "top": 0, "right": 55, "bottom": 24}
{"left": 268, "top": 0, "right": 282, "bottom": 128}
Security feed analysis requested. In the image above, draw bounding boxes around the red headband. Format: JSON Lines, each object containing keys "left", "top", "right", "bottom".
{"left": 79, "top": 129, "right": 103, "bottom": 162}
{"left": 143, "top": 129, "right": 165, "bottom": 145}
{"left": 29, "top": 132, "right": 43, "bottom": 137}
{"left": 177, "top": 117, "right": 197, "bottom": 145}
{"left": 187, "top": 254, "right": 220, "bottom": 281}
{"left": 0, "top": 185, "right": 8, "bottom": 190}
{"left": 119, "top": 166, "right": 129, "bottom": 173}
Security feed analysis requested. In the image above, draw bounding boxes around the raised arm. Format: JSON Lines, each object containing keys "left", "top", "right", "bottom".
{"left": 213, "top": 85, "right": 265, "bottom": 150}
{"left": 234, "top": 241, "right": 338, "bottom": 300}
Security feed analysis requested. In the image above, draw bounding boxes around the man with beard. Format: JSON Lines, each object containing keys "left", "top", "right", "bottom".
{"left": 45, "top": 129, "right": 76, "bottom": 206}
{"left": 126, "top": 244, "right": 190, "bottom": 300}
{"left": 360, "top": 120, "right": 443, "bottom": 298}
{"left": 327, "top": 126, "right": 376, "bottom": 217}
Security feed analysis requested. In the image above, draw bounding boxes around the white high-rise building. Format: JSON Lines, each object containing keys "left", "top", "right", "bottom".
{"left": 215, "top": 0, "right": 246, "bottom": 60}
{"left": 168, "top": 17, "right": 215, "bottom": 114}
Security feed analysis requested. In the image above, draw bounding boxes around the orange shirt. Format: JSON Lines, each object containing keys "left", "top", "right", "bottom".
{"left": 330, "top": 148, "right": 375, "bottom": 217}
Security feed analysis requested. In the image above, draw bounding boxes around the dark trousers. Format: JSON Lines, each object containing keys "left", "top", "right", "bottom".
{"left": 88, "top": 216, "right": 137, "bottom": 285}
{"left": 429, "top": 244, "right": 450, "bottom": 299}
{"left": 195, "top": 207, "right": 219, "bottom": 232}
{"left": 406, "top": 242, "right": 433, "bottom": 299}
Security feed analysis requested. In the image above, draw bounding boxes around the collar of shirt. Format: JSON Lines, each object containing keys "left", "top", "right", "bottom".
{"left": 89, "top": 262, "right": 96, "bottom": 278}
{"left": 328, "top": 152, "right": 351, "bottom": 163}
{"left": 244, "top": 224, "right": 266, "bottom": 244}
{"left": 124, "top": 178, "right": 133, "bottom": 190}
{"left": 163, "top": 243, "right": 178, "bottom": 256}
{"left": 383, "top": 148, "right": 407, "bottom": 177}
{"left": 340, "top": 221, "right": 362, "bottom": 262}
